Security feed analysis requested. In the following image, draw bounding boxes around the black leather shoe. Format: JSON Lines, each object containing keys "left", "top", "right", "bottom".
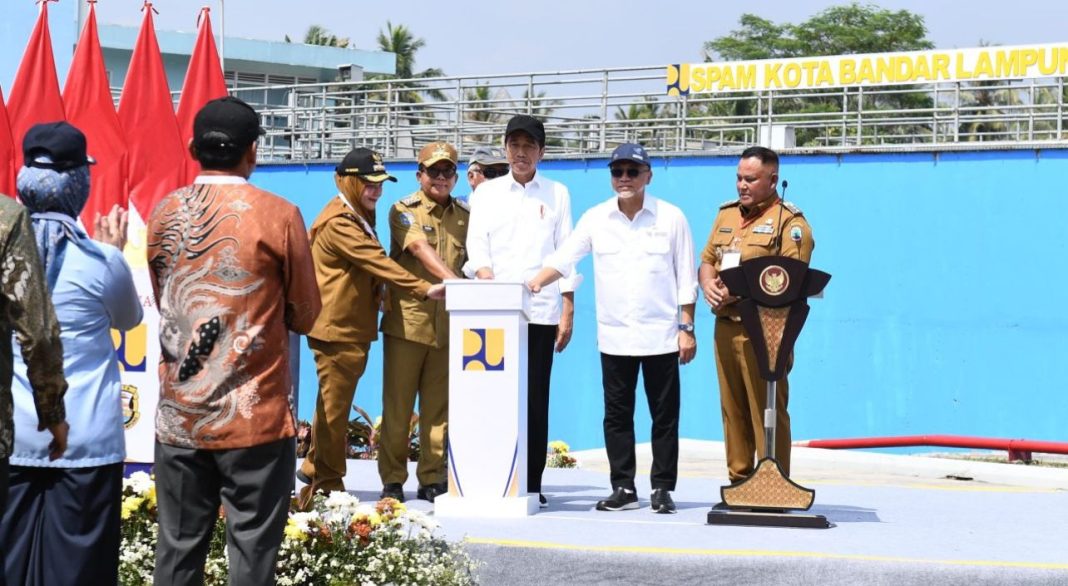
{"left": 417, "top": 483, "right": 448, "bottom": 502}
{"left": 595, "top": 487, "right": 639, "bottom": 511}
{"left": 650, "top": 488, "right": 676, "bottom": 514}
{"left": 539, "top": 493, "right": 548, "bottom": 508}
{"left": 380, "top": 483, "right": 405, "bottom": 502}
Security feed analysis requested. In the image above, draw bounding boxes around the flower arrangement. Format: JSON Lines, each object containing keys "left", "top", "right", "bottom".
{"left": 119, "top": 472, "right": 479, "bottom": 586}
{"left": 546, "top": 440, "right": 578, "bottom": 469}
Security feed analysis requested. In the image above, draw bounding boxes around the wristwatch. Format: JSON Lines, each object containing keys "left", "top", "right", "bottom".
{"left": 678, "top": 322, "right": 695, "bottom": 333}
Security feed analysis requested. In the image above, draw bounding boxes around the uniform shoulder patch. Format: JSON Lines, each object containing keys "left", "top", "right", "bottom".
{"left": 782, "top": 201, "right": 803, "bottom": 216}
{"left": 400, "top": 194, "right": 422, "bottom": 207}
{"left": 719, "top": 199, "right": 740, "bottom": 209}
{"left": 454, "top": 198, "right": 470, "bottom": 212}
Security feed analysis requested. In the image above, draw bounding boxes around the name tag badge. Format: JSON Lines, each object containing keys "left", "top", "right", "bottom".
{"left": 753, "top": 225, "right": 775, "bottom": 235}
{"left": 721, "top": 251, "right": 741, "bottom": 270}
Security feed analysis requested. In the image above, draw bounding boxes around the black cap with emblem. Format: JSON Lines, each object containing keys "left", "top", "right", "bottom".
{"left": 335, "top": 147, "right": 397, "bottom": 183}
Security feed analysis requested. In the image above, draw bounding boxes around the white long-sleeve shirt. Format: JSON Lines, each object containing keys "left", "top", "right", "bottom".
{"left": 543, "top": 194, "right": 697, "bottom": 356}
{"left": 465, "top": 171, "right": 578, "bottom": 325}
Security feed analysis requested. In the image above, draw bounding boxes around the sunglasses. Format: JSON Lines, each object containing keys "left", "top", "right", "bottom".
{"left": 422, "top": 166, "right": 457, "bottom": 179}
{"left": 610, "top": 167, "right": 645, "bottom": 178}
{"left": 480, "top": 167, "right": 509, "bottom": 179}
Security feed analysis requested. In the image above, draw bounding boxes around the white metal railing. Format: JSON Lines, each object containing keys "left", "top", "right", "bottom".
{"left": 126, "top": 65, "right": 1068, "bottom": 161}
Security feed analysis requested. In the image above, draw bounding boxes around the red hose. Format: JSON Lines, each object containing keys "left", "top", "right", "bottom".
{"left": 793, "top": 435, "right": 1068, "bottom": 460}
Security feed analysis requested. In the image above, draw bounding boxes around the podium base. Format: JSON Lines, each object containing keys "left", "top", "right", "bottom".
{"left": 706, "top": 504, "right": 831, "bottom": 529}
{"left": 433, "top": 494, "right": 539, "bottom": 518}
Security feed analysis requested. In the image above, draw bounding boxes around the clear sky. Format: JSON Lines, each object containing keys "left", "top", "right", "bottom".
{"left": 2, "top": 0, "right": 1067, "bottom": 90}
{"left": 91, "top": 0, "right": 1068, "bottom": 76}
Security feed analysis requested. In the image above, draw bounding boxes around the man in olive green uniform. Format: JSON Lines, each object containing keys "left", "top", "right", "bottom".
{"left": 698, "top": 146, "right": 814, "bottom": 483}
{"left": 378, "top": 142, "right": 469, "bottom": 502}
{"left": 298, "top": 148, "right": 444, "bottom": 508}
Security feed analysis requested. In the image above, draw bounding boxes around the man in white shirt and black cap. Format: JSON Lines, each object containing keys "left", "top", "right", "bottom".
{"left": 528, "top": 143, "right": 697, "bottom": 514}
{"left": 465, "top": 114, "right": 577, "bottom": 507}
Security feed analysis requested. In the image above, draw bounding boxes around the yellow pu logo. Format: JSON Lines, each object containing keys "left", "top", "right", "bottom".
{"left": 666, "top": 64, "right": 690, "bottom": 96}
{"left": 111, "top": 323, "right": 148, "bottom": 372}
{"left": 462, "top": 328, "right": 505, "bottom": 371}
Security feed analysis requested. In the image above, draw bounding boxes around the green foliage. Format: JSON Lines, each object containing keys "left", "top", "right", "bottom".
{"left": 704, "top": 3, "right": 932, "bottom": 62}
{"left": 302, "top": 25, "right": 350, "bottom": 49}
{"left": 701, "top": 3, "right": 936, "bottom": 146}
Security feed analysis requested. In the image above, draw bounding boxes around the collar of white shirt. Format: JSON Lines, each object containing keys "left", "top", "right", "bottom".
{"left": 507, "top": 170, "right": 543, "bottom": 192}
{"left": 194, "top": 175, "right": 249, "bottom": 185}
{"left": 607, "top": 194, "right": 658, "bottom": 220}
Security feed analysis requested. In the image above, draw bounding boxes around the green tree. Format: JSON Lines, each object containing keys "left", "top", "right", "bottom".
{"left": 373, "top": 21, "right": 446, "bottom": 103}
{"left": 462, "top": 83, "right": 503, "bottom": 144}
{"left": 703, "top": 3, "right": 936, "bottom": 146}
{"left": 301, "top": 24, "right": 350, "bottom": 48}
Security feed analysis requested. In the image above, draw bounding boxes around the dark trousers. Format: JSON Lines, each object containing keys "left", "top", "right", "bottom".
{"left": 154, "top": 438, "right": 295, "bottom": 586}
{"left": 1, "top": 463, "right": 123, "bottom": 586}
{"left": 0, "top": 457, "right": 7, "bottom": 586}
{"left": 527, "top": 323, "right": 557, "bottom": 493}
{"left": 601, "top": 352, "right": 681, "bottom": 491}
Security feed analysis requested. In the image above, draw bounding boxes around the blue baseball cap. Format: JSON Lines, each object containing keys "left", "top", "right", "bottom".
{"left": 608, "top": 143, "right": 650, "bottom": 167}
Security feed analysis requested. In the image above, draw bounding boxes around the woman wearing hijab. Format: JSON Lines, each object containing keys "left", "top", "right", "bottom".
{"left": 296, "top": 147, "right": 445, "bottom": 509}
{"left": 0, "top": 121, "right": 142, "bottom": 586}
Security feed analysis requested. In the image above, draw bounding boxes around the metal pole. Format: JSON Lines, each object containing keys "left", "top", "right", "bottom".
{"left": 219, "top": 0, "right": 226, "bottom": 73}
{"left": 764, "top": 380, "right": 777, "bottom": 460}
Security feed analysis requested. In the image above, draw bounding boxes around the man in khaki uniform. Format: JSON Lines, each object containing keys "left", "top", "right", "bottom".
{"left": 298, "top": 147, "right": 444, "bottom": 508}
{"left": 378, "top": 142, "right": 469, "bottom": 502}
{"left": 698, "top": 146, "right": 814, "bottom": 483}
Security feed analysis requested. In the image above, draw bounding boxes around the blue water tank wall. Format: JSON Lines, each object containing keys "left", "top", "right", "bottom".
{"left": 254, "top": 148, "right": 1068, "bottom": 450}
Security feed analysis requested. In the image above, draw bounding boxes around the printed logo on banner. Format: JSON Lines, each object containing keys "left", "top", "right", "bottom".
{"left": 122, "top": 384, "right": 140, "bottom": 429}
{"left": 666, "top": 64, "right": 690, "bottom": 96}
{"left": 462, "top": 328, "right": 505, "bottom": 371}
{"left": 111, "top": 323, "right": 148, "bottom": 372}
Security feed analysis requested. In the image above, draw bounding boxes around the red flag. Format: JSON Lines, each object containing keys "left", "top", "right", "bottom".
{"left": 118, "top": 4, "right": 185, "bottom": 219}
{"left": 0, "top": 87, "right": 15, "bottom": 198}
{"left": 8, "top": 1, "right": 66, "bottom": 172}
{"left": 64, "top": 2, "right": 129, "bottom": 234}
{"left": 176, "top": 7, "right": 229, "bottom": 184}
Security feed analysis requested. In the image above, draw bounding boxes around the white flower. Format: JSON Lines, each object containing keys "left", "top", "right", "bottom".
{"left": 290, "top": 511, "right": 319, "bottom": 533}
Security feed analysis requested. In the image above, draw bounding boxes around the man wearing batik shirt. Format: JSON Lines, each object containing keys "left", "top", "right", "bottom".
{"left": 147, "top": 97, "right": 321, "bottom": 586}
{"left": 0, "top": 194, "right": 69, "bottom": 542}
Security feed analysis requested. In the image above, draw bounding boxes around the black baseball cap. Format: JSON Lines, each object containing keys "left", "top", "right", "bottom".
{"left": 22, "top": 121, "right": 96, "bottom": 170}
{"left": 504, "top": 115, "right": 545, "bottom": 147}
{"left": 335, "top": 147, "right": 397, "bottom": 183}
{"left": 193, "top": 96, "right": 265, "bottom": 150}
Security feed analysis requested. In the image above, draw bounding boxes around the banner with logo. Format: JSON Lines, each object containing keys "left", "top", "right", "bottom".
{"left": 668, "top": 42, "right": 1068, "bottom": 95}
{"left": 117, "top": 209, "right": 161, "bottom": 464}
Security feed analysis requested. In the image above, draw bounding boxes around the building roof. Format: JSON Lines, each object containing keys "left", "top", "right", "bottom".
{"left": 98, "top": 24, "right": 396, "bottom": 76}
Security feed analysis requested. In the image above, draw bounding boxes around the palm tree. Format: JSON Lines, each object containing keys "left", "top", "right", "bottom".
{"left": 372, "top": 21, "right": 446, "bottom": 105}
{"left": 462, "top": 83, "right": 504, "bottom": 144}
{"left": 302, "top": 25, "right": 349, "bottom": 48}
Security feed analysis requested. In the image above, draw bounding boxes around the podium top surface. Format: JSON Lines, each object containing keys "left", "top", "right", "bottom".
{"left": 444, "top": 279, "right": 531, "bottom": 318}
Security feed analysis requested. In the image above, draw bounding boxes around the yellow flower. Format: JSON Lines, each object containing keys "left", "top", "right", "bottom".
{"left": 121, "top": 496, "right": 145, "bottom": 520}
{"left": 549, "top": 440, "right": 570, "bottom": 454}
{"left": 283, "top": 520, "right": 307, "bottom": 542}
{"left": 145, "top": 485, "right": 157, "bottom": 508}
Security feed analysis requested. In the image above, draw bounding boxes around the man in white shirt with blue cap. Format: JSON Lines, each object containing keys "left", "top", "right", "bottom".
{"left": 528, "top": 143, "right": 697, "bottom": 514}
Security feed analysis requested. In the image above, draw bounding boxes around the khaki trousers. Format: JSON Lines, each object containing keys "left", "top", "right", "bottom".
{"left": 377, "top": 335, "right": 449, "bottom": 487}
{"left": 299, "top": 338, "right": 369, "bottom": 502}
{"left": 713, "top": 318, "right": 791, "bottom": 482}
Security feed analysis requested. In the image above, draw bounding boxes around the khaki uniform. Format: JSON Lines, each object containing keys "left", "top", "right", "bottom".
{"left": 701, "top": 196, "right": 814, "bottom": 481}
{"left": 378, "top": 191, "right": 469, "bottom": 487}
{"left": 300, "top": 195, "right": 432, "bottom": 501}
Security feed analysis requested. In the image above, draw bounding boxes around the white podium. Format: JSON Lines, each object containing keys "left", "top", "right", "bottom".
{"left": 433, "top": 280, "right": 538, "bottom": 517}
